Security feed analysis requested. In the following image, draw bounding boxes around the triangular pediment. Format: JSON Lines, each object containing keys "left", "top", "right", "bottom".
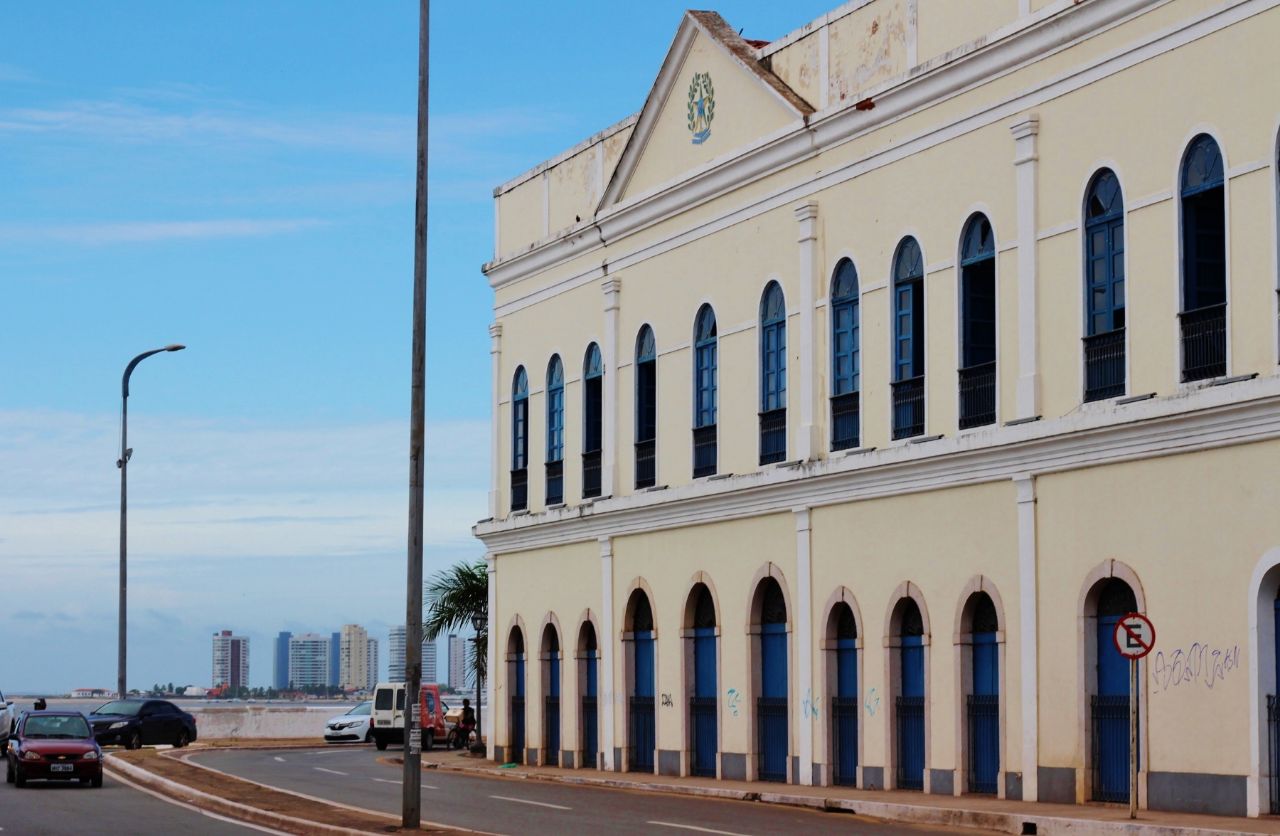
{"left": 601, "top": 11, "right": 813, "bottom": 208}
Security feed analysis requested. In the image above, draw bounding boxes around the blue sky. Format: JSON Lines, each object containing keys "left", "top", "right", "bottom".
{"left": 0, "top": 1, "right": 833, "bottom": 692}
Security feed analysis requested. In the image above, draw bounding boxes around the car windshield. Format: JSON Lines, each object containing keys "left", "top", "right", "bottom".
{"left": 24, "top": 715, "right": 90, "bottom": 739}
{"left": 347, "top": 701, "right": 372, "bottom": 716}
{"left": 94, "top": 700, "right": 143, "bottom": 716}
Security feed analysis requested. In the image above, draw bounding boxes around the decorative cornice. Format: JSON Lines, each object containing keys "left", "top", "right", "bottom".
{"left": 476, "top": 375, "right": 1280, "bottom": 553}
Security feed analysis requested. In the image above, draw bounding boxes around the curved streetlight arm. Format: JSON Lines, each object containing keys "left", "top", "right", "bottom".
{"left": 122, "top": 344, "right": 185, "bottom": 398}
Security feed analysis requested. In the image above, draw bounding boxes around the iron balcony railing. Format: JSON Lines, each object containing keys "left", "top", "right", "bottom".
{"left": 966, "top": 694, "right": 1000, "bottom": 794}
{"left": 510, "top": 468, "right": 527, "bottom": 512}
{"left": 545, "top": 460, "right": 563, "bottom": 505}
{"left": 509, "top": 695, "right": 525, "bottom": 763}
{"left": 958, "top": 362, "right": 997, "bottom": 429}
{"left": 693, "top": 425, "right": 717, "bottom": 478}
{"left": 1083, "top": 328, "right": 1126, "bottom": 402}
{"left": 1090, "top": 694, "right": 1131, "bottom": 803}
{"left": 690, "top": 697, "right": 717, "bottom": 778}
{"left": 1269, "top": 695, "right": 1280, "bottom": 814}
{"left": 757, "top": 697, "right": 788, "bottom": 783}
{"left": 892, "top": 377, "right": 925, "bottom": 440}
{"left": 582, "top": 450, "right": 602, "bottom": 499}
{"left": 544, "top": 695, "right": 560, "bottom": 766}
{"left": 895, "top": 695, "right": 925, "bottom": 790}
{"left": 1179, "top": 303, "right": 1227, "bottom": 382}
{"left": 759, "top": 408, "right": 787, "bottom": 465}
{"left": 832, "top": 695, "right": 859, "bottom": 787}
{"left": 629, "top": 696, "right": 655, "bottom": 772}
{"left": 581, "top": 695, "right": 598, "bottom": 770}
{"left": 635, "top": 439, "right": 655, "bottom": 489}
{"left": 831, "top": 392, "right": 860, "bottom": 451}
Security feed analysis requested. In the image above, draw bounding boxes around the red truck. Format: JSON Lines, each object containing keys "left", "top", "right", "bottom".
{"left": 369, "top": 682, "right": 450, "bottom": 751}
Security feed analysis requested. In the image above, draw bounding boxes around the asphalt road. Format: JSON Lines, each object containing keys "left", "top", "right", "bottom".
{"left": 194, "top": 745, "right": 989, "bottom": 835}
{"left": 0, "top": 769, "right": 272, "bottom": 835}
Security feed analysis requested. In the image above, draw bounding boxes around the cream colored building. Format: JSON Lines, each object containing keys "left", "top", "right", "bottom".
{"left": 339, "top": 624, "right": 370, "bottom": 692}
{"left": 476, "top": 0, "right": 1280, "bottom": 818}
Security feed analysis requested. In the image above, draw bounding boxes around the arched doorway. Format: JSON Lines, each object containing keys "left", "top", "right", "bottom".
{"left": 508, "top": 626, "right": 526, "bottom": 764}
{"left": 577, "top": 622, "right": 599, "bottom": 770}
{"left": 1089, "top": 578, "right": 1137, "bottom": 803}
{"left": 686, "top": 583, "right": 718, "bottom": 777}
{"left": 753, "top": 577, "right": 789, "bottom": 783}
{"left": 828, "top": 602, "right": 859, "bottom": 787}
{"left": 959, "top": 591, "right": 1000, "bottom": 795}
{"left": 625, "top": 589, "right": 656, "bottom": 773}
{"left": 541, "top": 623, "right": 561, "bottom": 766}
{"left": 890, "top": 596, "right": 926, "bottom": 791}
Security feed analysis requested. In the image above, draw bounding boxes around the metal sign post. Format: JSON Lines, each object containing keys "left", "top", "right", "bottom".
{"left": 1113, "top": 612, "right": 1155, "bottom": 821}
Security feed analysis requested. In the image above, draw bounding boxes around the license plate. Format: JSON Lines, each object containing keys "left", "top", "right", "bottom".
{"left": 51, "top": 764, "right": 74, "bottom": 773}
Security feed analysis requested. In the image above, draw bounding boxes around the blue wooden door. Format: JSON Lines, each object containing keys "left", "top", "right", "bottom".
{"left": 759, "top": 624, "right": 789, "bottom": 782}
{"left": 969, "top": 633, "right": 999, "bottom": 793}
{"left": 897, "top": 636, "right": 925, "bottom": 789}
{"left": 833, "top": 639, "right": 858, "bottom": 786}
{"left": 631, "top": 632, "right": 655, "bottom": 771}
{"left": 692, "top": 628, "right": 718, "bottom": 777}
{"left": 1096, "top": 614, "right": 1129, "bottom": 801}
{"left": 546, "top": 652, "right": 561, "bottom": 764}
{"left": 511, "top": 653, "right": 526, "bottom": 762}
{"left": 582, "top": 653, "right": 598, "bottom": 769}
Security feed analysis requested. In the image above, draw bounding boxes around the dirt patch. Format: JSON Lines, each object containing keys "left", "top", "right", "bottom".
{"left": 110, "top": 749, "right": 460, "bottom": 833}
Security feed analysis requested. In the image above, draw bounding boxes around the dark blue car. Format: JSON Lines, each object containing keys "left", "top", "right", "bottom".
{"left": 88, "top": 699, "right": 197, "bottom": 749}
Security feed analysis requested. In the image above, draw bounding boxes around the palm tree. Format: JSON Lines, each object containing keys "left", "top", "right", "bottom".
{"left": 424, "top": 559, "right": 488, "bottom": 680}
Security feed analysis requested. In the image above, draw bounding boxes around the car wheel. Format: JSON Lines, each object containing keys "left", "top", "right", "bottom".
{"left": 91, "top": 773, "right": 103, "bottom": 788}
{"left": 127, "top": 730, "right": 142, "bottom": 751}
{"left": 364, "top": 728, "right": 372, "bottom": 744}
{"left": 374, "top": 736, "right": 388, "bottom": 751}
{"left": 13, "top": 767, "right": 25, "bottom": 788}
{"left": 424, "top": 730, "right": 434, "bottom": 752}
{"left": 175, "top": 729, "right": 189, "bottom": 749}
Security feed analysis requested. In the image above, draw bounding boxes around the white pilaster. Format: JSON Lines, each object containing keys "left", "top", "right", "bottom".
{"left": 1014, "top": 475, "right": 1038, "bottom": 801}
{"left": 794, "top": 202, "right": 820, "bottom": 462}
{"left": 486, "top": 553, "right": 497, "bottom": 760}
{"left": 602, "top": 279, "right": 622, "bottom": 497}
{"left": 794, "top": 507, "right": 814, "bottom": 785}
{"left": 489, "top": 323, "right": 503, "bottom": 520}
{"left": 599, "top": 536, "right": 616, "bottom": 771}
{"left": 1012, "top": 116, "right": 1041, "bottom": 420}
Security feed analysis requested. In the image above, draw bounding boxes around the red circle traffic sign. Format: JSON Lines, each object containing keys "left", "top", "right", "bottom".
{"left": 1112, "top": 612, "right": 1156, "bottom": 659}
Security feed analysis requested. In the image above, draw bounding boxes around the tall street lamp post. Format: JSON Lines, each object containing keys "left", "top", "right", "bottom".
{"left": 118, "top": 344, "right": 185, "bottom": 700}
{"left": 471, "top": 612, "right": 484, "bottom": 753}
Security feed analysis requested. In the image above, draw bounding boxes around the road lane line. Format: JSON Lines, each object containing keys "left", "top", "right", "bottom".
{"left": 489, "top": 794, "right": 571, "bottom": 810}
{"left": 373, "top": 778, "right": 401, "bottom": 784}
{"left": 313, "top": 767, "right": 348, "bottom": 776}
{"left": 273, "top": 756, "right": 286, "bottom": 763}
{"left": 648, "top": 823, "right": 752, "bottom": 836}
{"left": 109, "top": 769, "right": 290, "bottom": 834}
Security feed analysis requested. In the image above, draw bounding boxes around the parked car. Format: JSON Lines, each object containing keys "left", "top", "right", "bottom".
{"left": 324, "top": 701, "right": 372, "bottom": 744}
{"left": 88, "top": 699, "right": 197, "bottom": 749}
{"left": 369, "top": 683, "right": 448, "bottom": 751}
{"left": 6, "top": 711, "right": 103, "bottom": 788}
{"left": 0, "top": 690, "right": 15, "bottom": 755}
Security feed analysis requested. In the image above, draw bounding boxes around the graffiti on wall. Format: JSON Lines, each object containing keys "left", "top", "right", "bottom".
{"left": 1151, "top": 642, "right": 1240, "bottom": 693}
{"left": 802, "top": 688, "right": 821, "bottom": 719}
{"left": 660, "top": 693, "right": 673, "bottom": 708}
{"left": 726, "top": 688, "right": 742, "bottom": 717}
{"left": 865, "top": 687, "right": 881, "bottom": 717}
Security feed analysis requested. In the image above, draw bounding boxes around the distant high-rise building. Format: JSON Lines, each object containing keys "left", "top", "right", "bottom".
{"left": 212, "top": 630, "right": 249, "bottom": 690}
{"left": 424, "top": 637, "right": 438, "bottom": 685}
{"left": 389, "top": 626, "right": 406, "bottom": 682}
{"left": 365, "top": 637, "right": 379, "bottom": 690}
{"left": 329, "top": 631, "right": 340, "bottom": 688}
{"left": 448, "top": 634, "right": 470, "bottom": 690}
{"left": 273, "top": 631, "right": 292, "bottom": 690}
{"left": 288, "top": 633, "right": 332, "bottom": 689}
{"left": 340, "top": 625, "right": 370, "bottom": 691}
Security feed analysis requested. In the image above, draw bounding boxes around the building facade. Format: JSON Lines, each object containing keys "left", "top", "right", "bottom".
{"left": 425, "top": 637, "right": 439, "bottom": 685}
{"left": 273, "top": 631, "right": 292, "bottom": 691}
{"left": 390, "top": 625, "right": 406, "bottom": 682}
{"left": 288, "top": 633, "right": 332, "bottom": 689}
{"left": 340, "top": 625, "right": 370, "bottom": 692}
{"left": 366, "top": 637, "right": 380, "bottom": 690}
{"left": 211, "top": 630, "right": 249, "bottom": 690}
{"left": 478, "top": 0, "right": 1280, "bottom": 818}
{"left": 448, "top": 634, "right": 470, "bottom": 690}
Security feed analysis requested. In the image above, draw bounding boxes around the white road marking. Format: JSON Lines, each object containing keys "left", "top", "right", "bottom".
{"left": 490, "top": 795, "right": 571, "bottom": 810}
{"left": 648, "top": 823, "right": 752, "bottom": 836}
{"left": 373, "top": 778, "right": 401, "bottom": 784}
{"left": 272, "top": 756, "right": 286, "bottom": 763}
{"left": 422, "top": 784, "right": 438, "bottom": 790}
{"left": 313, "top": 767, "right": 347, "bottom": 776}
{"left": 109, "top": 769, "right": 289, "bottom": 834}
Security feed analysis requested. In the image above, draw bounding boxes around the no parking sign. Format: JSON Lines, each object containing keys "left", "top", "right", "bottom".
{"left": 1112, "top": 612, "right": 1155, "bottom": 659}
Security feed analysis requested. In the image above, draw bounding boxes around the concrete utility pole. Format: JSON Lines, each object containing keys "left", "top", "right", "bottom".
{"left": 403, "top": 0, "right": 429, "bottom": 827}
{"left": 117, "top": 344, "right": 185, "bottom": 699}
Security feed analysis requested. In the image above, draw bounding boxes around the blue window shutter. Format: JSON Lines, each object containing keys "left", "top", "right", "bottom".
{"left": 694, "top": 629, "right": 717, "bottom": 698}
{"left": 836, "top": 640, "right": 857, "bottom": 698}
{"left": 972, "top": 633, "right": 998, "bottom": 697}
{"left": 900, "top": 636, "right": 924, "bottom": 698}
{"left": 634, "top": 633, "right": 655, "bottom": 698}
{"left": 760, "top": 624, "right": 788, "bottom": 699}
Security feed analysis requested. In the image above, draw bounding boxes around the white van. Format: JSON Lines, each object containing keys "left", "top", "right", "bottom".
{"left": 370, "top": 682, "right": 405, "bottom": 750}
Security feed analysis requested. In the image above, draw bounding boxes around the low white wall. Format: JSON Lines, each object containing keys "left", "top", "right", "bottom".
{"left": 194, "top": 707, "right": 332, "bottom": 740}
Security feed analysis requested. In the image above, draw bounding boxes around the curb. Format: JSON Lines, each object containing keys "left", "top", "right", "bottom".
{"left": 428, "top": 760, "right": 1257, "bottom": 836}
{"left": 105, "top": 754, "right": 375, "bottom": 836}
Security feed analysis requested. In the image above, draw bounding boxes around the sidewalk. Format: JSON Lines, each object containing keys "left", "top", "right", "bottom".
{"left": 425, "top": 752, "right": 1280, "bottom": 836}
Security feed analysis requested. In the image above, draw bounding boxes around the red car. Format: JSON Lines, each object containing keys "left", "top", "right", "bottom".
{"left": 5, "top": 711, "right": 103, "bottom": 788}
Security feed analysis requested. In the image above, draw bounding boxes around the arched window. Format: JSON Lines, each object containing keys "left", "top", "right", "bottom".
{"left": 687, "top": 584, "right": 718, "bottom": 777}
{"left": 961, "top": 592, "right": 1000, "bottom": 795}
{"left": 1089, "top": 578, "right": 1138, "bottom": 802}
{"left": 577, "top": 622, "right": 600, "bottom": 769}
{"left": 625, "top": 590, "right": 656, "bottom": 772}
{"left": 830, "top": 260, "right": 861, "bottom": 451}
{"left": 829, "top": 602, "right": 859, "bottom": 787}
{"left": 508, "top": 626, "right": 527, "bottom": 763}
{"left": 759, "top": 282, "right": 788, "bottom": 465}
{"left": 693, "top": 305, "right": 718, "bottom": 478}
{"left": 892, "top": 238, "right": 926, "bottom": 439}
{"left": 959, "top": 215, "right": 997, "bottom": 428}
{"left": 891, "top": 596, "right": 926, "bottom": 790}
{"left": 545, "top": 356, "right": 564, "bottom": 505}
{"left": 754, "top": 578, "right": 789, "bottom": 783}
{"left": 1179, "top": 134, "right": 1227, "bottom": 381}
{"left": 635, "top": 326, "right": 657, "bottom": 489}
{"left": 541, "top": 624, "right": 562, "bottom": 766}
{"left": 510, "top": 367, "right": 529, "bottom": 512}
{"left": 1083, "top": 169, "right": 1127, "bottom": 401}
{"left": 582, "top": 344, "right": 603, "bottom": 499}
